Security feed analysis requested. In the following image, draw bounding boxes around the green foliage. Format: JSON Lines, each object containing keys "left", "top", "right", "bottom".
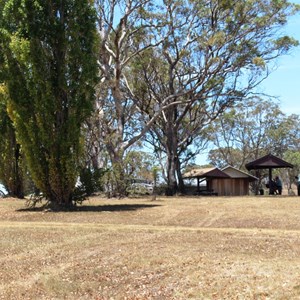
{"left": 124, "top": 150, "right": 155, "bottom": 183}
{"left": 0, "top": 84, "right": 24, "bottom": 198}
{"left": 0, "top": 0, "right": 98, "bottom": 208}
{"left": 284, "top": 150, "right": 300, "bottom": 178}
{"left": 207, "top": 97, "right": 297, "bottom": 170}
{"left": 274, "top": 36, "right": 299, "bottom": 52}
{"left": 103, "top": 150, "right": 156, "bottom": 197}
{"left": 76, "top": 167, "right": 107, "bottom": 197}
{"left": 124, "top": 151, "right": 157, "bottom": 195}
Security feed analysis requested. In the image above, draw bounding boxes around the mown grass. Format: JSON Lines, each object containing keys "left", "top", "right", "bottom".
{"left": 1, "top": 195, "right": 300, "bottom": 299}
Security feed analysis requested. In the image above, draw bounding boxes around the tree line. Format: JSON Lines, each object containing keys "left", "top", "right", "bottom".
{"left": 0, "top": 0, "right": 299, "bottom": 208}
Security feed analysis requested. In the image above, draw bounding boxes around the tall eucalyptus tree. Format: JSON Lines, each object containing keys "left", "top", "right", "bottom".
{"left": 94, "top": 0, "right": 168, "bottom": 196}
{"left": 130, "top": 0, "right": 299, "bottom": 194}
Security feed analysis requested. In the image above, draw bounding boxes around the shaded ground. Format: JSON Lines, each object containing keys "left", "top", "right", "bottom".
{"left": 1, "top": 195, "right": 300, "bottom": 299}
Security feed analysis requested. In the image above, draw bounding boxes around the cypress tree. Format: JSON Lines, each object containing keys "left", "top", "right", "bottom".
{"left": 0, "top": 0, "right": 98, "bottom": 208}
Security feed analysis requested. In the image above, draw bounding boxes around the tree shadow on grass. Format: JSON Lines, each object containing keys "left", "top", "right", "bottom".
{"left": 17, "top": 203, "right": 161, "bottom": 213}
{"left": 73, "top": 204, "right": 161, "bottom": 212}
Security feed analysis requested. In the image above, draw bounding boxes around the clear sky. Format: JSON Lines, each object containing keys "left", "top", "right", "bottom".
{"left": 259, "top": 1, "right": 300, "bottom": 115}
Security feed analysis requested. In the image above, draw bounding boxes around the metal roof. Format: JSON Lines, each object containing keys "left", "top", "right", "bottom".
{"left": 222, "top": 165, "right": 258, "bottom": 182}
{"left": 245, "top": 154, "right": 293, "bottom": 170}
{"left": 183, "top": 167, "right": 230, "bottom": 179}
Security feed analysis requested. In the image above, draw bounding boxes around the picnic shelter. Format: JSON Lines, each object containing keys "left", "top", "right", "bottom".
{"left": 245, "top": 153, "right": 293, "bottom": 194}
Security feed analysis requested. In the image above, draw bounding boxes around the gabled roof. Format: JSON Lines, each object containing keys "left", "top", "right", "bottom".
{"left": 245, "top": 153, "right": 293, "bottom": 170}
{"left": 183, "top": 167, "right": 230, "bottom": 179}
{"left": 222, "top": 165, "right": 258, "bottom": 182}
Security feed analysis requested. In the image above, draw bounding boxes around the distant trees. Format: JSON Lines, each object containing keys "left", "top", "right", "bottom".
{"left": 208, "top": 98, "right": 284, "bottom": 169}
{"left": 284, "top": 151, "right": 300, "bottom": 191}
{"left": 208, "top": 98, "right": 300, "bottom": 170}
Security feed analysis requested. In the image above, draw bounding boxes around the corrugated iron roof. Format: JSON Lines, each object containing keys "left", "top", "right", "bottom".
{"left": 222, "top": 165, "right": 258, "bottom": 182}
{"left": 183, "top": 167, "right": 230, "bottom": 179}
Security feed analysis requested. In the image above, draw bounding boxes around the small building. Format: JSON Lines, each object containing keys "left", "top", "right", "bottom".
{"left": 183, "top": 166, "right": 257, "bottom": 196}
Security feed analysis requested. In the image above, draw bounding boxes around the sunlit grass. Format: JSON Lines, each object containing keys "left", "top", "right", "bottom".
{"left": 1, "top": 195, "right": 300, "bottom": 299}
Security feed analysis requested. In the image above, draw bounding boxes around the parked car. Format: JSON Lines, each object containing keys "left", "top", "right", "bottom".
{"left": 130, "top": 182, "right": 153, "bottom": 195}
{"left": 0, "top": 184, "right": 8, "bottom": 198}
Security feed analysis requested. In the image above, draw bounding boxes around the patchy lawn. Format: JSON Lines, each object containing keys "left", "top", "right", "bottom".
{"left": 1, "top": 195, "right": 300, "bottom": 299}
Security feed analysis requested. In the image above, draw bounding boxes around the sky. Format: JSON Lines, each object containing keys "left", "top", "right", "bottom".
{"left": 259, "top": 1, "right": 300, "bottom": 115}
{"left": 196, "top": 2, "right": 300, "bottom": 165}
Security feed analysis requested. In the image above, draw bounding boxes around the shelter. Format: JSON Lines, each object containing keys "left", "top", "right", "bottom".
{"left": 183, "top": 166, "right": 258, "bottom": 196}
{"left": 245, "top": 153, "right": 293, "bottom": 194}
{"left": 183, "top": 167, "right": 230, "bottom": 195}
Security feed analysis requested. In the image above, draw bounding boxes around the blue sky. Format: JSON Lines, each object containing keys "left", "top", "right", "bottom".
{"left": 260, "top": 1, "right": 300, "bottom": 115}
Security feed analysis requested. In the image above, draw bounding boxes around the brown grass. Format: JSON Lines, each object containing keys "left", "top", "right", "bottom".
{"left": 1, "top": 195, "right": 300, "bottom": 299}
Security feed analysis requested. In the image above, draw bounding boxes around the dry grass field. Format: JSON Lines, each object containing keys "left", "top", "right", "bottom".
{"left": 1, "top": 195, "right": 300, "bottom": 299}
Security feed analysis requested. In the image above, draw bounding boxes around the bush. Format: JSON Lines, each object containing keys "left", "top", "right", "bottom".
{"left": 75, "top": 167, "right": 107, "bottom": 198}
